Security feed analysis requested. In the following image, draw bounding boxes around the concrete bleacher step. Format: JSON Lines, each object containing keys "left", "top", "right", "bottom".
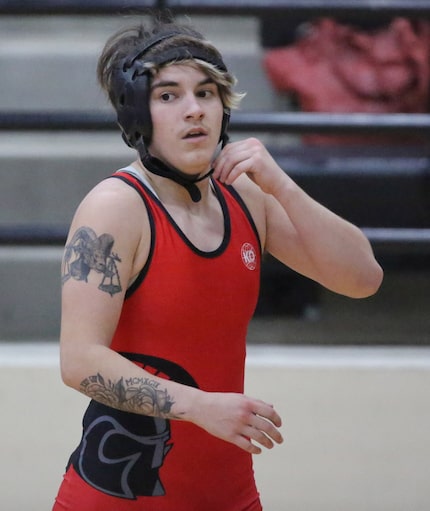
{"left": 0, "top": 246, "right": 62, "bottom": 340}
{"left": 0, "top": 132, "right": 135, "bottom": 226}
{"left": 0, "top": 14, "right": 278, "bottom": 112}
{"left": 0, "top": 132, "right": 134, "bottom": 340}
{"left": 1, "top": 241, "right": 429, "bottom": 343}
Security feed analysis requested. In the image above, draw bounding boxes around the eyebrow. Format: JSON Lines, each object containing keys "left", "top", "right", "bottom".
{"left": 151, "top": 76, "right": 215, "bottom": 91}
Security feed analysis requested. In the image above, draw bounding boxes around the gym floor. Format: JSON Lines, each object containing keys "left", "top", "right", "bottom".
{"left": 1, "top": 342, "right": 429, "bottom": 511}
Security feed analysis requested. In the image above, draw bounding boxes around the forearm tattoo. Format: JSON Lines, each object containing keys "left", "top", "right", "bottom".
{"left": 61, "top": 226, "right": 122, "bottom": 296}
{"left": 80, "top": 373, "right": 176, "bottom": 418}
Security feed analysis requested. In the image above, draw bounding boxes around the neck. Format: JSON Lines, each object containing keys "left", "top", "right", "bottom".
{"left": 140, "top": 151, "right": 213, "bottom": 203}
{"left": 135, "top": 158, "right": 213, "bottom": 205}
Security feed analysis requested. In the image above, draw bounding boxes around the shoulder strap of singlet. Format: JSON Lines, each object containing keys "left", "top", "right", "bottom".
{"left": 109, "top": 168, "right": 157, "bottom": 203}
{"left": 116, "top": 166, "right": 159, "bottom": 197}
{"left": 108, "top": 169, "right": 157, "bottom": 298}
{"left": 218, "top": 181, "right": 262, "bottom": 254}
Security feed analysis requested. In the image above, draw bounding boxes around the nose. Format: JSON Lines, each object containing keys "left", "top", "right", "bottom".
{"left": 184, "top": 93, "right": 204, "bottom": 120}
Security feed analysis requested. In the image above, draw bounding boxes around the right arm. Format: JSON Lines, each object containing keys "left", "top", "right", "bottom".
{"left": 60, "top": 176, "right": 283, "bottom": 454}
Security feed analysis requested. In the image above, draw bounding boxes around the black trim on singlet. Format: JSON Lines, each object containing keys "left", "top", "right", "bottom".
{"left": 109, "top": 173, "right": 156, "bottom": 299}
{"left": 144, "top": 176, "right": 231, "bottom": 258}
{"left": 114, "top": 172, "right": 232, "bottom": 258}
{"left": 120, "top": 352, "right": 199, "bottom": 388}
{"left": 108, "top": 171, "right": 261, "bottom": 298}
{"left": 222, "top": 182, "right": 262, "bottom": 255}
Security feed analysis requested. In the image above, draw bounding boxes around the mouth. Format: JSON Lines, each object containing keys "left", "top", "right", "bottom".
{"left": 183, "top": 128, "right": 208, "bottom": 140}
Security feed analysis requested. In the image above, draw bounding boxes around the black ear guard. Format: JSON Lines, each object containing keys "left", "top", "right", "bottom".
{"left": 112, "top": 31, "right": 231, "bottom": 149}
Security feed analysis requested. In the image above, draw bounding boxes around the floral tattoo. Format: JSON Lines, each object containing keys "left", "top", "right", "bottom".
{"left": 61, "top": 226, "right": 122, "bottom": 296}
{"left": 80, "top": 373, "right": 176, "bottom": 417}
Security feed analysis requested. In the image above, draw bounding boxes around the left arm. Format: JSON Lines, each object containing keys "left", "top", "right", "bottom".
{"left": 213, "top": 138, "right": 383, "bottom": 298}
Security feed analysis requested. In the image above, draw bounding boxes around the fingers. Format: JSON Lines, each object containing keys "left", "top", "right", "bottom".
{"left": 235, "top": 435, "right": 262, "bottom": 455}
{"left": 253, "top": 400, "right": 283, "bottom": 428}
{"left": 213, "top": 145, "right": 252, "bottom": 185}
{"left": 236, "top": 399, "right": 284, "bottom": 454}
{"left": 233, "top": 419, "right": 283, "bottom": 455}
{"left": 197, "top": 391, "right": 284, "bottom": 455}
{"left": 213, "top": 138, "right": 263, "bottom": 181}
{"left": 249, "top": 414, "right": 284, "bottom": 446}
{"left": 213, "top": 138, "right": 282, "bottom": 194}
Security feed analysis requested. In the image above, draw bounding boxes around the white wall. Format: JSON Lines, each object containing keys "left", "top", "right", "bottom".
{"left": 1, "top": 344, "right": 429, "bottom": 511}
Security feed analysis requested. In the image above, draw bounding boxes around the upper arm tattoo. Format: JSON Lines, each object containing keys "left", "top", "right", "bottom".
{"left": 61, "top": 226, "right": 122, "bottom": 296}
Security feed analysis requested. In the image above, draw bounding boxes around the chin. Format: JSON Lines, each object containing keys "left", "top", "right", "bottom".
{"left": 151, "top": 146, "right": 213, "bottom": 175}
{"left": 179, "top": 157, "right": 213, "bottom": 175}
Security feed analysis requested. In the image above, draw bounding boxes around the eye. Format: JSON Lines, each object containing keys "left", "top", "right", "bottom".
{"left": 196, "top": 89, "right": 214, "bottom": 99}
{"left": 160, "top": 92, "right": 175, "bottom": 102}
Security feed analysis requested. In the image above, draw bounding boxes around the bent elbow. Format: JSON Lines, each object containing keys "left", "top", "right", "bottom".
{"left": 351, "top": 262, "right": 384, "bottom": 299}
{"left": 59, "top": 344, "right": 86, "bottom": 391}
{"left": 60, "top": 358, "right": 78, "bottom": 389}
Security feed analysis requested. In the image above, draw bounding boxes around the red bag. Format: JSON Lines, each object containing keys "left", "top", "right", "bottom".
{"left": 263, "top": 17, "right": 430, "bottom": 144}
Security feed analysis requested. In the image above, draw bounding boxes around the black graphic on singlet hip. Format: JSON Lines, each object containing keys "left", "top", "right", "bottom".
{"left": 68, "top": 353, "right": 198, "bottom": 499}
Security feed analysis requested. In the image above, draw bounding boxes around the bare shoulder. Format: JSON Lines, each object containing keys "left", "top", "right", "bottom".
{"left": 66, "top": 173, "right": 151, "bottom": 280}
{"left": 71, "top": 175, "right": 148, "bottom": 230}
{"left": 76, "top": 174, "right": 143, "bottom": 213}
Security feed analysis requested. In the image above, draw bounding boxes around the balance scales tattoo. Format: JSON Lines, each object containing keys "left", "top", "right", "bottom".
{"left": 62, "top": 226, "right": 122, "bottom": 296}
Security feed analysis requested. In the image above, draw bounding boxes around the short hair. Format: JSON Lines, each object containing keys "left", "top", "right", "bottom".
{"left": 97, "top": 20, "right": 245, "bottom": 112}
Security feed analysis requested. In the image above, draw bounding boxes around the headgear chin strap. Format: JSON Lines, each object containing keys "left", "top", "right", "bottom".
{"left": 141, "top": 150, "right": 215, "bottom": 203}
{"left": 112, "top": 30, "right": 231, "bottom": 201}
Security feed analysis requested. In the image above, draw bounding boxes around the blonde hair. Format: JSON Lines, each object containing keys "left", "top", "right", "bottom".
{"left": 148, "top": 58, "right": 245, "bottom": 110}
{"left": 97, "top": 21, "right": 245, "bottom": 112}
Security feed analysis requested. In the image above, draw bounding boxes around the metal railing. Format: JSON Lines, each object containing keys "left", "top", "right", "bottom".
{"left": 1, "top": 0, "right": 430, "bottom": 18}
{"left": 2, "top": 224, "right": 430, "bottom": 256}
{"left": 3, "top": 111, "right": 430, "bottom": 135}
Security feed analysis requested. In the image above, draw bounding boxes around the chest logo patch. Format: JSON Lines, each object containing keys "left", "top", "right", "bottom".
{"left": 241, "top": 242, "right": 257, "bottom": 270}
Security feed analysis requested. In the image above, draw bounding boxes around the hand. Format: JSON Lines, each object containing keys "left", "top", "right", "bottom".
{"left": 213, "top": 137, "right": 286, "bottom": 195}
{"left": 192, "top": 391, "right": 284, "bottom": 454}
